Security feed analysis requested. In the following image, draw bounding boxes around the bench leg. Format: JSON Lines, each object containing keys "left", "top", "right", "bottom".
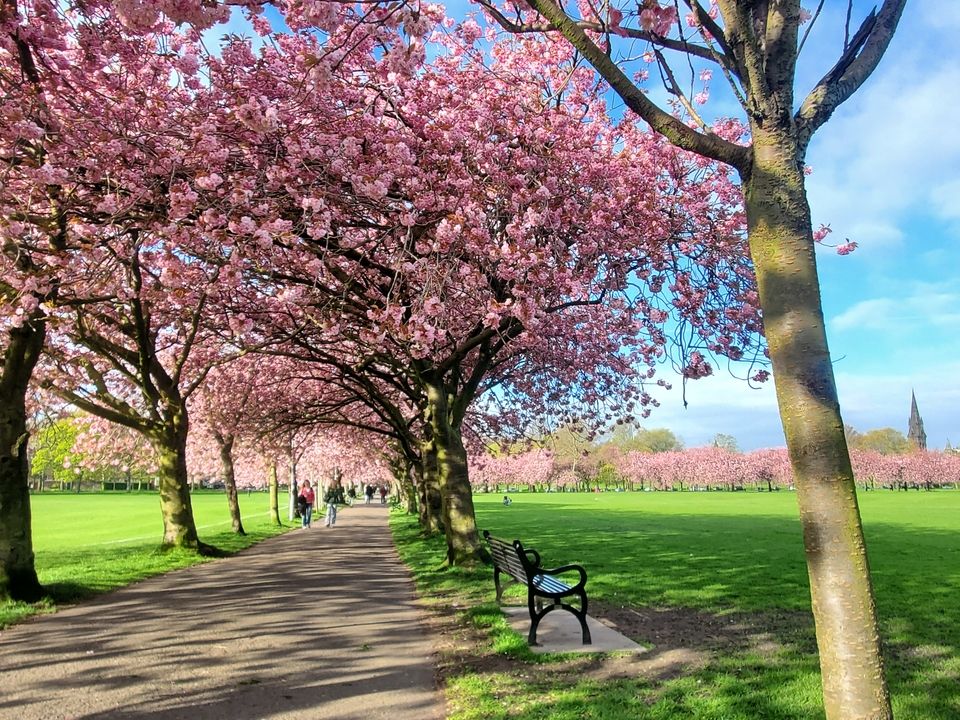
{"left": 528, "top": 594, "right": 593, "bottom": 646}
{"left": 573, "top": 604, "right": 592, "bottom": 645}
{"left": 576, "top": 590, "right": 592, "bottom": 644}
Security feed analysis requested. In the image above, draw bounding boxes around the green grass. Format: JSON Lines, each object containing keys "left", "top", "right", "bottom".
{"left": 392, "top": 490, "right": 960, "bottom": 720}
{"left": 1, "top": 490, "right": 290, "bottom": 628}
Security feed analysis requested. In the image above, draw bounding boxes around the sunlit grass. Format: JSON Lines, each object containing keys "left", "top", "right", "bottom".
{"left": 1, "top": 490, "right": 290, "bottom": 627}
{"left": 393, "top": 490, "right": 960, "bottom": 720}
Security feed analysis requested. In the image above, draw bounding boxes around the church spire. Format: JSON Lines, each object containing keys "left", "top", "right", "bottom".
{"left": 907, "top": 391, "right": 927, "bottom": 450}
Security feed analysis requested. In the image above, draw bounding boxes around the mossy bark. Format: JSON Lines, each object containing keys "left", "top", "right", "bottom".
{"left": 418, "top": 440, "right": 443, "bottom": 535}
{"left": 743, "top": 126, "right": 890, "bottom": 720}
{"left": 148, "top": 410, "right": 201, "bottom": 550}
{"left": 0, "top": 320, "right": 45, "bottom": 602}
{"left": 400, "top": 462, "right": 418, "bottom": 515}
{"left": 424, "top": 382, "right": 486, "bottom": 566}
{"left": 215, "top": 433, "right": 245, "bottom": 535}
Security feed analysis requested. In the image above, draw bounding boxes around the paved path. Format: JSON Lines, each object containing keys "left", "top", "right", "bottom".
{"left": 0, "top": 505, "right": 444, "bottom": 720}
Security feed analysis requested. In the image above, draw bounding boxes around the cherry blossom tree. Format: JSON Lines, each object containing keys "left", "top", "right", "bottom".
{"left": 1, "top": 0, "right": 204, "bottom": 597}
{"left": 187, "top": 22, "right": 761, "bottom": 563}
{"left": 72, "top": 415, "right": 158, "bottom": 489}
{"left": 475, "top": 1, "right": 907, "bottom": 713}
{"left": 189, "top": 355, "right": 290, "bottom": 534}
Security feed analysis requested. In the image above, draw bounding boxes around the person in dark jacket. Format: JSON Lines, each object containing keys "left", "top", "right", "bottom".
{"left": 324, "top": 474, "right": 346, "bottom": 527}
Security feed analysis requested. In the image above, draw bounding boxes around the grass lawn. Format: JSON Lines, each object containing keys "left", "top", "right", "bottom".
{"left": 1, "top": 490, "right": 291, "bottom": 628}
{"left": 392, "top": 490, "right": 960, "bottom": 720}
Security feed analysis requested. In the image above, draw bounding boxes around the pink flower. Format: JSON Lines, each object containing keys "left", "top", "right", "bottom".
{"left": 812, "top": 223, "right": 832, "bottom": 242}
{"left": 836, "top": 241, "right": 858, "bottom": 256}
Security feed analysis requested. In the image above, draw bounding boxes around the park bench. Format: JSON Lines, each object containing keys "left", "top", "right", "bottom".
{"left": 482, "top": 530, "right": 591, "bottom": 646}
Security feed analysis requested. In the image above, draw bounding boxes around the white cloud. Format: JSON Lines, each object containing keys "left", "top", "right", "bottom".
{"left": 832, "top": 288, "right": 960, "bottom": 333}
{"left": 831, "top": 298, "right": 897, "bottom": 331}
{"left": 646, "top": 370, "right": 782, "bottom": 450}
{"left": 804, "top": 40, "right": 960, "bottom": 256}
{"left": 646, "top": 356, "right": 960, "bottom": 453}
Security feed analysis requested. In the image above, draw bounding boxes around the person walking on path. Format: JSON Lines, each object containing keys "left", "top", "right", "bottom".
{"left": 364, "top": 484, "right": 375, "bottom": 505}
{"left": 298, "top": 480, "right": 316, "bottom": 528}
{"left": 324, "top": 473, "right": 346, "bottom": 527}
{"left": 379, "top": 486, "right": 387, "bottom": 504}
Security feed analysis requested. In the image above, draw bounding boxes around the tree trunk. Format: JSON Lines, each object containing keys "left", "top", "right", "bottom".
{"left": 0, "top": 320, "right": 45, "bottom": 602}
{"left": 742, "top": 128, "right": 891, "bottom": 719}
{"left": 418, "top": 440, "right": 443, "bottom": 535}
{"left": 148, "top": 411, "right": 202, "bottom": 551}
{"left": 268, "top": 462, "right": 281, "bottom": 526}
{"left": 424, "top": 382, "right": 486, "bottom": 565}
{"left": 402, "top": 463, "right": 418, "bottom": 515}
{"left": 287, "top": 447, "right": 298, "bottom": 521}
{"left": 215, "top": 434, "right": 245, "bottom": 535}
{"left": 393, "top": 456, "right": 418, "bottom": 515}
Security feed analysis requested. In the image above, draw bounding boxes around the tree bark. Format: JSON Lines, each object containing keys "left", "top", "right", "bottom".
{"left": 215, "top": 433, "right": 245, "bottom": 535}
{"left": 287, "top": 443, "right": 299, "bottom": 521}
{"left": 424, "top": 382, "right": 486, "bottom": 565}
{"left": 400, "top": 460, "right": 418, "bottom": 515}
{"left": 418, "top": 440, "right": 443, "bottom": 535}
{"left": 0, "top": 320, "right": 45, "bottom": 602}
{"left": 268, "top": 462, "right": 281, "bottom": 526}
{"left": 742, "top": 127, "right": 891, "bottom": 719}
{"left": 147, "top": 409, "right": 202, "bottom": 550}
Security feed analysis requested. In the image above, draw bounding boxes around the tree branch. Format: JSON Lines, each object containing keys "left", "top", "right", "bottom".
{"left": 487, "top": 0, "right": 751, "bottom": 170}
{"left": 795, "top": 0, "right": 907, "bottom": 158}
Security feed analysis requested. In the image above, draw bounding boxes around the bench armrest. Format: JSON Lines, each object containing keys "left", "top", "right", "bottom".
{"left": 521, "top": 547, "right": 541, "bottom": 568}
{"left": 541, "top": 563, "right": 587, "bottom": 589}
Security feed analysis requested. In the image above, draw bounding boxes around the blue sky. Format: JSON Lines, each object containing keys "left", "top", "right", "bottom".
{"left": 649, "top": 3, "right": 960, "bottom": 450}
{"left": 208, "top": 3, "right": 959, "bottom": 451}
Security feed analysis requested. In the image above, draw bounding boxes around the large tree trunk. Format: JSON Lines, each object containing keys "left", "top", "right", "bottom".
{"left": 0, "top": 321, "right": 45, "bottom": 602}
{"left": 148, "top": 410, "right": 202, "bottom": 551}
{"left": 268, "top": 462, "right": 281, "bottom": 526}
{"left": 424, "top": 382, "right": 486, "bottom": 565}
{"left": 215, "top": 433, "right": 245, "bottom": 535}
{"left": 399, "top": 459, "right": 418, "bottom": 515}
{"left": 743, "top": 129, "right": 891, "bottom": 719}
{"left": 418, "top": 440, "right": 443, "bottom": 535}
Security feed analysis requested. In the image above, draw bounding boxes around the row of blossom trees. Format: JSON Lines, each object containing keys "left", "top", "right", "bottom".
{"left": 471, "top": 447, "right": 960, "bottom": 492}
{"left": 0, "top": 1, "right": 911, "bottom": 714}
{"left": 3, "top": 0, "right": 761, "bottom": 582}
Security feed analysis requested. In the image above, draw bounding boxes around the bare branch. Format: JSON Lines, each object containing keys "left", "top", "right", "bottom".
{"left": 476, "top": 0, "right": 723, "bottom": 61}
{"left": 795, "top": 0, "right": 906, "bottom": 157}
{"left": 797, "top": 0, "right": 825, "bottom": 57}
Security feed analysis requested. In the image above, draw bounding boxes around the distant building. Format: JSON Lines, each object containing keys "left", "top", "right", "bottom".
{"left": 907, "top": 391, "right": 927, "bottom": 450}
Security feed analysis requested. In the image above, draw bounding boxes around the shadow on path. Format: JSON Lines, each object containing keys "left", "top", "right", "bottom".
{"left": 0, "top": 505, "right": 443, "bottom": 720}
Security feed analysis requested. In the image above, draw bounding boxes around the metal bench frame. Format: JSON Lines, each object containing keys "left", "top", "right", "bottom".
{"left": 483, "top": 530, "right": 592, "bottom": 646}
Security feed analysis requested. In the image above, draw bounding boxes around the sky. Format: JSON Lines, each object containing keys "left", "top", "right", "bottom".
{"left": 208, "top": 3, "right": 959, "bottom": 451}
{"left": 649, "top": 3, "right": 960, "bottom": 450}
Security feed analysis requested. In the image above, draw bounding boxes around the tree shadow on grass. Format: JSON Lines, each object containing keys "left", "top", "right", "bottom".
{"left": 470, "top": 505, "right": 960, "bottom": 719}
